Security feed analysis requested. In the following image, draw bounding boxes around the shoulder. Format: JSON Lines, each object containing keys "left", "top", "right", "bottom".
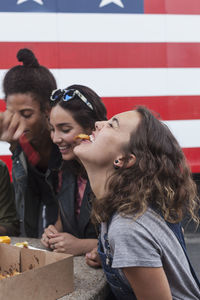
{"left": 108, "top": 209, "right": 171, "bottom": 252}
{"left": 105, "top": 210, "right": 164, "bottom": 268}
{"left": 110, "top": 209, "right": 164, "bottom": 234}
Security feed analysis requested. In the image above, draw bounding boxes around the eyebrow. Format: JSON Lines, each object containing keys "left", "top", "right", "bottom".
{"left": 49, "top": 122, "right": 72, "bottom": 128}
{"left": 112, "top": 117, "right": 119, "bottom": 127}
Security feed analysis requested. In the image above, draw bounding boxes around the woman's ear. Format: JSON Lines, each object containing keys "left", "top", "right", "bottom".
{"left": 113, "top": 154, "right": 136, "bottom": 169}
{"left": 126, "top": 154, "right": 136, "bottom": 168}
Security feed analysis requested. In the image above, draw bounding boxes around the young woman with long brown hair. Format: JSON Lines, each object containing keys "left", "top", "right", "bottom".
{"left": 74, "top": 106, "right": 200, "bottom": 300}
{"left": 41, "top": 84, "right": 107, "bottom": 255}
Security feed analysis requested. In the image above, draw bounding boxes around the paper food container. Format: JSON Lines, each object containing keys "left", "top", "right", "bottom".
{"left": 0, "top": 243, "right": 74, "bottom": 300}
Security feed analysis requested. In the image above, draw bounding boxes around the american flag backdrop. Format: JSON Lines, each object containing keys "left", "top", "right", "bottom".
{"left": 0, "top": 0, "right": 200, "bottom": 174}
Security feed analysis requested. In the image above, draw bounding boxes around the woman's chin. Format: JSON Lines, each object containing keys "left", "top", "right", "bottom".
{"left": 61, "top": 152, "right": 75, "bottom": 161}
{"left": 73, "top": 143, "right": 85, "bottom": 158}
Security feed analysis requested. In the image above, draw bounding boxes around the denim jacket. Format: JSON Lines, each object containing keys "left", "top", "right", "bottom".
{"left": 12, "top": 143, "right": 60, "bottom": 238}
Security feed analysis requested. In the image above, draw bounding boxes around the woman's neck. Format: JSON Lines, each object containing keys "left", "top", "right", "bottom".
{"left": 32, "top": 130, "right": 52, "bottom": 154}
{"left": 86, "top": 167, "right": 112, "bottom": 199}
{"left": 31, "top": 133, "right": 53, "bottom": 169}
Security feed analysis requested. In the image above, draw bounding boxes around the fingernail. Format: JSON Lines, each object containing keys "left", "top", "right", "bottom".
{"left": 86, "top": 253, "right": 91, "bottom": 258}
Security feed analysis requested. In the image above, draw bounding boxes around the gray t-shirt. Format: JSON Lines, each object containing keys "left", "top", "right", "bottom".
{"left": 101, "top": 209, "right": 200, "bottom": 300}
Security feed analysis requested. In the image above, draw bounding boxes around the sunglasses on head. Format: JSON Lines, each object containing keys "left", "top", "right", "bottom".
{"left": 50, "top": 88, "right": 93, "bottom": 110}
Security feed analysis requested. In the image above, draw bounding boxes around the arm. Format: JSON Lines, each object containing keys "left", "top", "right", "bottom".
{"left": 0, "top": 161, "right": 20, "bottom": 236}
{"left": 123, "top": 266, "right": 172, "bottom": 300}
{"left": 41, "top": 209, "right": 98, "bottom": 255}
{"left": 48, "top": 233, "right": 98, "bottom": 256}
{"left": 47, "top": 202, "right": 98, "bottom": 255}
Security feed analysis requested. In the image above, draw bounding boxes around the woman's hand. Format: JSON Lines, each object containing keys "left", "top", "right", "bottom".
{"left": 0, "top": 110, "right": 25, "bottom": 143}
{"left": 41, "top": 224, "right": 59, "bottom": 248}
{"left": 85, "top": 247, "right": 102, "bottom": 268}
{"left": 47, "top": 233, "right": 98, "bottom": 256}
{"left": 48, "top": 232, "right": 79, "bottom": 254}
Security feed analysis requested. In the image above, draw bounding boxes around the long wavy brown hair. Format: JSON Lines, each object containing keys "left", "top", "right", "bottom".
{"left": 92, "top": 106, "right": 199, "bottom": 226}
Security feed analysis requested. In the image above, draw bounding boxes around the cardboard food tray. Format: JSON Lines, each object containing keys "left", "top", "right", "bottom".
{"left": 0, "top": 243, "right": 74, "bottom": 300}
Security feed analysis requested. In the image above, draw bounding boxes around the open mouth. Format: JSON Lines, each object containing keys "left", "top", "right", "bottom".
{"left": 58, "top": 145, "right": 71, "bottom": 153}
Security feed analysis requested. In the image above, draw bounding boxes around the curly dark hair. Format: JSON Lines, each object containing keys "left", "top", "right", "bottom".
{"left": 92, "top": 106, "right": 199, "bottom": 226}
{"left": 3, "top": 48, "right": 57, "bottom": 111}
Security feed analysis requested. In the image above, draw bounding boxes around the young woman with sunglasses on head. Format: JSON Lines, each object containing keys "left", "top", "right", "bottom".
{"left": 41, "top": 85, "right": 107, "bottom": 255}
{"left": 74, "top": 107, "right": 200, "bottom": 299}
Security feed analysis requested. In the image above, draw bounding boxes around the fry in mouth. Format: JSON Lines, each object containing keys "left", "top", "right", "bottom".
{"left": 74, "top": 134, "right": 90, "bottom": 140}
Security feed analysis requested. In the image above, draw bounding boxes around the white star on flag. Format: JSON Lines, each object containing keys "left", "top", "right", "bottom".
{"left": 99, "top": 0, "right": 124, "bottom": 8}
{"left": 17, "top": 0, "right": 43, "bottom": 5}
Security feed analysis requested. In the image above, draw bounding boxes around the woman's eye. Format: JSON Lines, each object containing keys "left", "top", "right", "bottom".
{"left": 62, "top": 128, "right": 71, "bottom": 133}
{"left": 22, "top": 113, "right": 32, "bottom": 119}
{"left": 21, "top": 110, "right": 33, "bottom": 118}
{"left": 108, "top": 123, "right": 113, "bottom": 128}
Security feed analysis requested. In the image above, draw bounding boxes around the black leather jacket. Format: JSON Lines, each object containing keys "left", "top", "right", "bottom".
{"left": 58, "top": 167, "right": 97, "bottom": 239}
{"left": 12, "top": 143, "right": 60, "bottom": 238}
{"left": 12, "top": 143, "right": 97, "bottom": 239}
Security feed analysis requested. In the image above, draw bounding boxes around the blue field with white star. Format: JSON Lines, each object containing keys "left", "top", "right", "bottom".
{"left": 0, "top": 0, "right": 144, "bottom": 13}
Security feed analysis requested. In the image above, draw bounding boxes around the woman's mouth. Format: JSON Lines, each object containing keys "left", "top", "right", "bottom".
{"left": 58, "top": 145, "right": 71, "bottom": 154}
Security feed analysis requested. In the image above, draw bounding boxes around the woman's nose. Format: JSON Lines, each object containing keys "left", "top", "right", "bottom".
{"left": 51, "top": 131, "right": 62, "bottom": 144}
{"left": 95, "top": 121, "right": 106, "bottom": 130}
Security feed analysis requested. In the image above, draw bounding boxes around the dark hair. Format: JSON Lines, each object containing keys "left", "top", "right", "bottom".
{"left": 50, "top": 84, "right": 107, "bottom": 130}
{"left": 92, "top": 106, "right": 199, "bottom": 226}
{"left": 3, "top": 48, "right": 57, "bottom": 111}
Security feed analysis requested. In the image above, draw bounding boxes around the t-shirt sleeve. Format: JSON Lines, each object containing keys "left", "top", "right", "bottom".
{"left": 109, "top": 216, "right": 163, "bottom": 269}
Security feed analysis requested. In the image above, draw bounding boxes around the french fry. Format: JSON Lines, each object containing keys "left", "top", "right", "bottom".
{"left": 0, "top": 236, "right": 11, "bottom": 244}
{"left": 74, "top": 134, "right": 90, "bottom": 140}
{"left": 14, "top": 241, "right": 29, "bottom": 248}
